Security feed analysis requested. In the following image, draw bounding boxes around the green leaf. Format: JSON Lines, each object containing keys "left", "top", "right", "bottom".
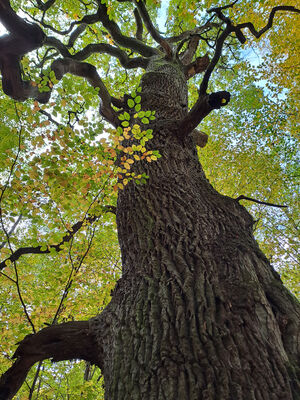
{"left": 127, "top": 99, "right": 135, "bottom": 108}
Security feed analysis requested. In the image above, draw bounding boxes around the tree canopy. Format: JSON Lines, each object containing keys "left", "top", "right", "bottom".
{"left": 0, "top": 0, "right": 299, "bottom": 398}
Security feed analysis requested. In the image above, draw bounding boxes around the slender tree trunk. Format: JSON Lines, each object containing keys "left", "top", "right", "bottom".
{"left": 90, "top": 61, "right": 300, "bottom": 399}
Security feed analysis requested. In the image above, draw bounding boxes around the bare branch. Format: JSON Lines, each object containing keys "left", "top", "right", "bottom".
{"left": 167, "top": 23, "right": 221, "bottom": 44}
{"left": 236, "top": 6, "right": 300, "bottom": 39}
{"left": 0, "top": 206, "right": 116, "bottom": 272}
{"left": 0, "top": 214, "right": 22, "bottom": 250}
{"left": 236, "top": 195, "right": 288, "bottom": 208}
{"left": 180, "top": 36, "right": 200, "bottom": 65}
{"left": 201, "top": 4, "right": 300, "bottom": 93}
{"left": 207, "top": 0, "right": 239, "bottom": 13}
{"left": 0, "top": 321, "right": 100, "bottom": 400}
{"left": 67, "top": 23, "right": 87, "bottom": 48}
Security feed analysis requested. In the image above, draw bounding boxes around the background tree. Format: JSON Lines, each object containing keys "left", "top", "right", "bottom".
{"left": 0, "top": 0, "right": 299, "bottom": 399}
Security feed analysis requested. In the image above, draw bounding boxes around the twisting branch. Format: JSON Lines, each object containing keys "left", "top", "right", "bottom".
{"left": 236, "top": 6, "right": 300, "bottom": 39}
{"left": 96, "top": 2, "right": 158, "bottom": 57}
{"left": 236, "top": 195, "right": 288, "bottom": 208}
{"left": 72, "top": 43, "right": 149, "bottom": 69}
{"left": 50, "top": 58, "right": 118, "bottom": 125}
{"left": 0, "top": 0, "right": 46, "bottom": 101}
{"left": 0, "top": 321, "right": 100, "bottom": 400}
{"left": 0, "top": 206, "right": 116, "bottom": 272}
{"left": 200, "top": 3, "right": 300, "bottom": 94}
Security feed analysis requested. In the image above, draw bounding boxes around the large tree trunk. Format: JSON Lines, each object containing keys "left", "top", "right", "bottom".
{"left": 90, "top": 60, "right": 300, "bottom": 399}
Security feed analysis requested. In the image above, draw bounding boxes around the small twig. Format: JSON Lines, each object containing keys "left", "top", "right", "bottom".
{"left": 236, "top": 195, "right": 288, "bottom": 208}
{"left": 207, "top": 0, "right": 239, "bottom": 13}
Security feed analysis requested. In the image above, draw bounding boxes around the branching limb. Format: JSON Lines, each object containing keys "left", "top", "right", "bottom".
{"left": 201, "top": 3, "right": 300, "bottom": 94}
{"left": 177, "top": 91, "right": 230, "bottom": 138}
{"left": 96, "top": 2, "right": 158, "bottom": 57}
{"left": 167, "top": 23, "right": 221, "bottom": 44}
{"left": 133, "top": 0, "right": 172, "bottom": 57}
{"left": 0, "top": 206, "right": 116, "bottom": 272}
{"left": 0, "top": 321, "right": 100, "bottom": 400}
{"left": 236, "top": 6, "right": 300, "bottom": 39}
{"left": 72, "top": 44, "right": 149, "bottom": 69}
{"left": 199, "top": 25, "right": 233, "bottom": 94}
{"left": 50, "top": 58, "right": 118, "bottom": 125}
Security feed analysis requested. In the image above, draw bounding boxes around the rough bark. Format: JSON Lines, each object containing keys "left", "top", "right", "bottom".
{"left": 0, "top": 39, "right": 299, "bottom": 400}
{"left": 89, "top": 58, "right": 300, "bottom": 399}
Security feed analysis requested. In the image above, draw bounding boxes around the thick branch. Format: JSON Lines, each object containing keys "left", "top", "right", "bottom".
{"left": 51, "top": 58, "right": 118, "bottom": 125}
{"left": 177, "top": 91, "right": 231, "bottom": 137}
{"left": 0, "top": 321, "right": 99, "bottom": 400}
{"left": 0, "top": 206, "right": 116, "bottom": 272}
{"left": 96, "top": 1, "right": 158, "bottom": 57}
{"left": 133, "top": 0, "right": 172, "bottom": 56}
{"left": 72, "top": 43, "right": 149, "bottom": 69}
{"left": 180, "top": 36, "right": 200, "bottom": 65}
{"left": 199, "top": 25, "right": 232, "bottom": 94}
{"left": 134, "top": 8, "right": 143, "bottom": 41}
{"left": 0, "top": 1, "right": 46, "bottom": 101}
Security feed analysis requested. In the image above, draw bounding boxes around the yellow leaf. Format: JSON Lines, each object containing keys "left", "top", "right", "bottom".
{"left": 124, "top": 162, "right": 130, "bottom": 170}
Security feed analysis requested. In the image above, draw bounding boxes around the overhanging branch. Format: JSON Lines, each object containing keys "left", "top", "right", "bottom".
{"left": 0, "top": 321, "right": 99, "bottom": 400}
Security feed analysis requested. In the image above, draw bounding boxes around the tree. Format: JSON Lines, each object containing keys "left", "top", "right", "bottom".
{"left": 0, "top": 0, "right": 299, "bottom": 398}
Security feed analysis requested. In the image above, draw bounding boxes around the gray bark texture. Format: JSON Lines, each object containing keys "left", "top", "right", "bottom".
{"left": 89, "top": 58, "right": 300, "bottom": 399}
